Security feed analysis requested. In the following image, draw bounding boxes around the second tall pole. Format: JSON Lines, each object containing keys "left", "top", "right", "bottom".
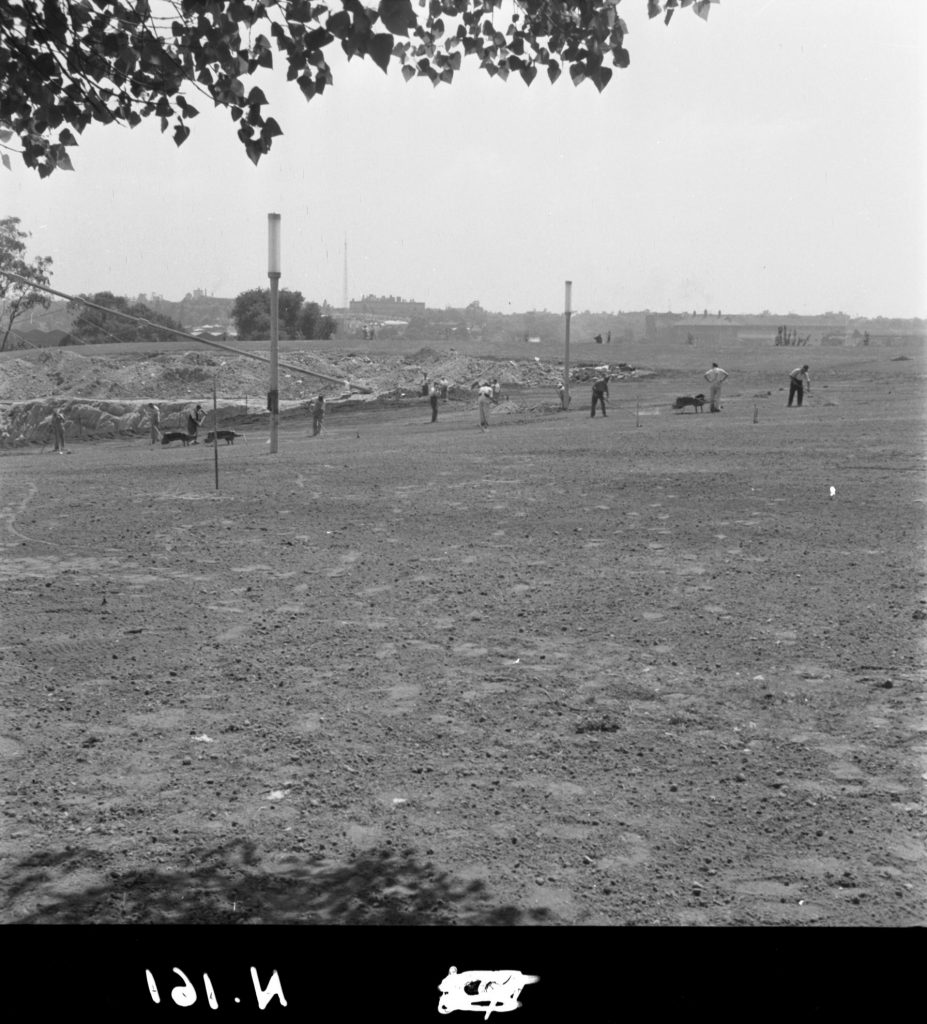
{"left": 268, "top": 212, "right": 281, "bottom": 454}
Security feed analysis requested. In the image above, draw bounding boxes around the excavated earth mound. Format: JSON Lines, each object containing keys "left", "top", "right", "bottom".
{"left": 0, "top": 346, "right": 638, "bottom": 446}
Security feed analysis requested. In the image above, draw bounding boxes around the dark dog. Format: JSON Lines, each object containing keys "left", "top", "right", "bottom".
{"left": 203, "top": 430, "right": 244, "bottom": 445}
{"left": 160, "top": 431, "right": 195, "bottom": 446}
{"left": 672, "top": 394, "right": 706, "bottom": 412}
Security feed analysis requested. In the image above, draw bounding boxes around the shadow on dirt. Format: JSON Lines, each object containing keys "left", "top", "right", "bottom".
{"left": 3, "top": 839, "right": 549, "bottom": 925}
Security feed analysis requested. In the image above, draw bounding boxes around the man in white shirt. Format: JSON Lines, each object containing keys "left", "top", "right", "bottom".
{"left": 477, "top": 382, "right": 494, "bottom": 430}
{"left": 788, "top": 365, "right": 811, "bottom": 407}
{"left": 428, "top": 380, "right": 439, "bottom": 422}
{"left": 703, "top": 362, "right": 729, "bottom": 413}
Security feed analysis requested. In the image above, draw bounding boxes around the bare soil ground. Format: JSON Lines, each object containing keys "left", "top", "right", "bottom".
{"left": 1, "top": 348, "right": 925, "bottom": 927}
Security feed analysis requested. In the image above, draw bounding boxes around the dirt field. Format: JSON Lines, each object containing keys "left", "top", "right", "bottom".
{"left": 1, "top": 346, "right": 924, "bottom": 927}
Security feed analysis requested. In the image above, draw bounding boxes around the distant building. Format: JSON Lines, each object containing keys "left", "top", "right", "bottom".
{"left": 645, "top": 313, "right": 859, "bottom": 347}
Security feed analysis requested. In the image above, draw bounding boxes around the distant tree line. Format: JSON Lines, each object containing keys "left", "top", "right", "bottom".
{"left": 231, "top": 288, "right": 336, "bottom": 341}
{"left": 66, "top": 292, "right": 185, "bottom": 346}
{"left": 54, "top": 288, "right": 336, "bottom": 345}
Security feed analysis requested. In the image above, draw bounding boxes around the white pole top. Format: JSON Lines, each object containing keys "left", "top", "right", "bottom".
{"left": 268, "top": 213, "right": 281, "bottom": 275}
{"left": 564, "top": 280, "right": 572, "bottom": 314}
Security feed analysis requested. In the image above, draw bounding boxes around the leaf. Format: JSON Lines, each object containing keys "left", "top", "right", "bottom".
{"left": 368, "top": 33, "right": 393, "bottom": 72}
{"left": 43, "top": 0, "right": 69, "bottom": 42}
{"left": 297, "top": 74, "right": 317, "bottom": 100}
{"left": 261, "top": 117, "right": 283, "bottom": 140}
{"left": 2, "top": 154, "right": 10, "bottom": 171}
{"left": 648, "top": 0, "right": 662, "bottom": 17}
{"left": 547, "top": 60, "right": 561, "bottom": 84}
{"left": 694, "top": 1, "right": 712, "bottom": 21}
{"left": 247, "top": 86, "right": 268, "bottom": 105}
{"left": 401, "top": 64, "right": 416, "bottom": 82}
{"left": 378, "top": 0, "right": 416, "bottom": 37}
{"left": 519, "top": 63, "right": 537, "bottom": 86}
{"left": 173, "top": 124, "right": 190, "bottom": 146}
{"left": 328, "top": 11, "right": 351, "bottom": 38}
{"left": 593, "top": 66, "right": 613, "bottom": 92}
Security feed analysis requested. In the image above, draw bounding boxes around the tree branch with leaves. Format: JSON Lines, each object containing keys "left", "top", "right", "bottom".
{"left": 1, "top": 0, "right": 717, "bottom": 176}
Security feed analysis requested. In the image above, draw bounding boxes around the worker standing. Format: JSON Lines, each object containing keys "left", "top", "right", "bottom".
{"left": 428, "top": 380, "right": 439, "bottom": 423}
{"left": 591, "top": 374, "right": 609, "bottom": 417}
{"left": 704, "top": 362, "right": 729, "bottom": 413}
{"left": 312, "top": 395, "right": 326, "bottom": 435}
{"left": 148, "top": 403, "right": 161, "bottom": 444}
{"left": 477, "top": 382, "right": 494, "bottom": 431}
{"left": 788, "top": 364, "right": 811, "bottom": 407}
{"left": 51, "top": 407, "right": 66, "bottom": 453}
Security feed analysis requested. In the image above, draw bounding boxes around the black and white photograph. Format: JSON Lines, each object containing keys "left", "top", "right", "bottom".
{"left": 1, "top": 0, "right": 924, "bottom": 1012}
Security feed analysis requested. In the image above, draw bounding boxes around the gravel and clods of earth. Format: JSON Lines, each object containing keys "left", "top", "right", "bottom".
{"left": 0, "top": 344, "right": 924, "bottom": 927}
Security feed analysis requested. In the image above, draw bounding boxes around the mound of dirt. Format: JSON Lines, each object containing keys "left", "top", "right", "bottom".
{"left": 0, "top": 345, "right": 655, "bottom": 445}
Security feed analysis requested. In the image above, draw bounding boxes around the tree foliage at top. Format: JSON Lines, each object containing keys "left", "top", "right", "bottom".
{"left": 1, "top": 0, "right": 717, "bottom": 176}
{"left": 0, "top": 217, "right": 54, "bottom": 350}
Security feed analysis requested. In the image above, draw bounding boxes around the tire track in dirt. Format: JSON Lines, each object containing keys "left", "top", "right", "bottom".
{"left": 0, "top": 479, "right": 57, "bottom": 548}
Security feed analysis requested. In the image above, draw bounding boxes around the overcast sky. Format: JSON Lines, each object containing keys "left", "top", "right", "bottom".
{"left": 5, "top": 0, "right": 926, "bottom": 317}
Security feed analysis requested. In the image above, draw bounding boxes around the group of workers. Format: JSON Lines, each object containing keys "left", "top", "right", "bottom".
{"left": 581, "top": 360, "right": 812, "bottom": 419}
{"left": 146, "top": 402, "right": 206, "bottom": 444}
{"left": 697, "top": 362, "right": 811, "bottom": 413}
{"left": 143, "top": 395, "right": 328, "bottom": 446}
{"left": 46, "top": 361, "right": 816, "bottom": 453}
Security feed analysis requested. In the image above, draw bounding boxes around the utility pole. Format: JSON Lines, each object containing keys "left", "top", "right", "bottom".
{"left": 267, "top": 213, "right": 281, "bottom": 454}
{"left": 563, "top": 280, "right": 572, "bottom": 409}
{"left": 342, "top": 233, "right": 349, "bottom": 339}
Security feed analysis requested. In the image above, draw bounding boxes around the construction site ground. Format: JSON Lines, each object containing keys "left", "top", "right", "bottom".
{"left": 0, "top": 341, "right": 924, "bottom": 933}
